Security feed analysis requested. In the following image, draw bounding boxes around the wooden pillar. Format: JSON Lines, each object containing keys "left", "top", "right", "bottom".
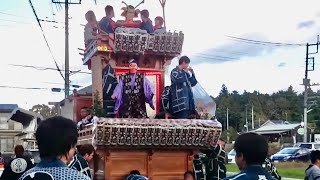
{"left": 105, "top": 149, "right": 111, "bottom": 180}
{"left": 147, "top": 150, "right": 154, "bottom": 179}
{"left": 91, "top": 55, "right": 103, "bottom": 104}
{"left": 187, "top": 150, "right": 195, "bottom": 171}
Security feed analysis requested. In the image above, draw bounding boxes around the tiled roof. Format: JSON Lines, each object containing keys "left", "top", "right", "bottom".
{"left": 252, "top": 123, "right": 301, "bottom": 133}
{"left": 0, "top": 104, "right": 18, "bottom": 112}
{"left": 77, "top": 85, "right": 92, "bottom": 95}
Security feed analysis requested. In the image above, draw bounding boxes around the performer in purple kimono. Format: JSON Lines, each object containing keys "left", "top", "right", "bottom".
{"left": 111, "top": 59, "right": 155, "bottom": 118}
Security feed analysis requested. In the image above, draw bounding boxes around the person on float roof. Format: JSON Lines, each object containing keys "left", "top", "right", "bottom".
{"left": 153, "top": 16, "right": 166, "bottom": 33}
{"left": 138, "top": 9, "right": 154, "bottom": 33}
{"left": 99, "top": 5, "right": 116, "bottom": 34}
{"left": 84, "top": 10, "right": 98, "bottom": 47}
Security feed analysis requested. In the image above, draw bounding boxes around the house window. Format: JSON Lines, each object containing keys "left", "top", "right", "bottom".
{"left": 0, "top": 138, "right": 14, "bottom": 152}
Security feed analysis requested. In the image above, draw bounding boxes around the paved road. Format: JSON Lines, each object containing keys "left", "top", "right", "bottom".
{"left": 227, "top": 172, "right": 302, "bottom": 180}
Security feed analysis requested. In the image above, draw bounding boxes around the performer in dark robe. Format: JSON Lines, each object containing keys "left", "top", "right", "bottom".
{"left": 102, "top": 59, "right": 118, "bottom": 117}
{"left": 193, "top": 139, "right": 226, "bottom": 180}
{"left": 263, "top": 157, "right": 281, "bottom": 180}
{"left": 170, "top": 56, "right": 197, "bottom": 119}
{"left": 112, "top": 59, "right": 154, "bottom": 118}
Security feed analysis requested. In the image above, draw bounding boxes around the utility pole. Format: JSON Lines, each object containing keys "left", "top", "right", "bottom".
{"left": 64, "top": 0, "right": 69, "bottom": 98}
{"left": 226, "top": 107, "right": 229, "bottom": 130}
{"left": 302, "top": 35, "right": 319, "bottom": 143}
{"left": 251, "top": 104, "right": 254, "bottom": 129}
{"left": 52, "top": 0, "right": 81, "bottom": 98}
{"left": 226, "top": 107, "right": 229, "bottom": 143}
{"left": 303, "top": 43, "right": 309, "bottom": 143}
{"left": 245, "top": 105, "right": 248, "bottom": 132}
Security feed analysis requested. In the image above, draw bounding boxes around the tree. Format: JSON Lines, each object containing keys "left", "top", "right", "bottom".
{"left": 29, "top": 104, "right": 58, "bottom": 119}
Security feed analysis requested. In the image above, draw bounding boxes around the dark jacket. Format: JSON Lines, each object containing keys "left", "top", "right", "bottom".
{"left": 138, "top": 19, "right": 154, "bottom": 33}
{"left": 305, "top": 164, "right": 320, "bottom": 180}
{"left": 160, "top": 86, "right": 171, "bottom": 113}
{"left": 68, "top": 154, "right": 92, "bottom": 179}
{"left": 0, "top": 156, "right": 34, "bottom": 180}
{"left": 99, "top": 17, "right": 114, "bottom": 33}
{"left": 170, "top": 66, "right": 197, "bottom": 114}
{"left": 224, "top": 165, "right": 276, "bottom": 180}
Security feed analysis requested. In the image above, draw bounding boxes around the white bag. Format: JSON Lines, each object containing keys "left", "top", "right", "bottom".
{"left": 192, "top": 83, "right": 216, "bottom": 119}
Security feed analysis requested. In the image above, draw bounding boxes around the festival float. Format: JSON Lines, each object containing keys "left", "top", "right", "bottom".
{"left": 76, "top": 1, "right": 223, "bottom": 179}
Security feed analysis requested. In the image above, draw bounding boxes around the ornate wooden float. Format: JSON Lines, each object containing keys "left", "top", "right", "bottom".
{"left": 78, "top": 118, "right": 222, "bottom": 180}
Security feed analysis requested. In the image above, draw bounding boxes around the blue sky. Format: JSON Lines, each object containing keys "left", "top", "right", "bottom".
{"left": 1, "top": 0, "right": 320, "bottom": 109}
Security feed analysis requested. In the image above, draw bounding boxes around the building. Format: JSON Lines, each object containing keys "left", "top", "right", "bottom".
{"left": 251, "top": 120, "right": 311, "bottom": 143}
{"left": 0, "top": 104, "right": 22, "bottom": 153}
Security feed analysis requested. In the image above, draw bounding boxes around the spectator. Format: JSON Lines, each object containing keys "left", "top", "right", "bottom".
{"left": 19, "top": 116, "right": 90, "bottom": 180}
{"left": 184, "top": 171, "right": 195, "bottom": 180}
{"left": 0, "top": 152, "right": 4, "bottom": 165}
{"left": 69, "top": 144, "right": 95, "bottom": 178}
{"left": 138, "top": 9, "right": 153, "bottom": 33}
{"left": 223, "top": 132, "right": 275, "bottom": 180}
{"left": 0, "top": 145, "right": 33, "bottom": 180}
{"left": 305, "top": 150, "right": 320, "bottom": 180}
{"left": 126, "top": 170, "right": 149, "bottom": 180}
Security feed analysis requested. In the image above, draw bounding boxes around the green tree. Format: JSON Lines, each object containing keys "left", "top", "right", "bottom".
{"left": 29, "top": 104, "right": 58, "bottom": 119}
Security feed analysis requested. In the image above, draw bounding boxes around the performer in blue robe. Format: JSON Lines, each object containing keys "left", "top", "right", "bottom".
{"left": 170, "top": 56, "right": 197, "bottom": 119}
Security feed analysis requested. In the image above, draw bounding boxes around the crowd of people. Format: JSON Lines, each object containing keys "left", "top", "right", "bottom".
{"left": 84, "top": 4, "right": 165, "bottom": 47}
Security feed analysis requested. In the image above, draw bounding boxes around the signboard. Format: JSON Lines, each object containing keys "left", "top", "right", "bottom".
{"left": 297, "top": 128, "right": 305, "bottom": 135}
{"left": 315, "top": 134, "right": 320, "bottom": 143}
{"left": 114, "top": 68, "right": 163, "bottom": 118}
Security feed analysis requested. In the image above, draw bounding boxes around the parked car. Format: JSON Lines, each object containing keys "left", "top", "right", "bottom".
{"left": 298, "top": 143, "right": 320, "bottom": 151}
{"left": 227, "top": 149, "right": 236, "bottom": 164}
{"left": 271, "top": 147, "right": 310, "bottom": 162}
{"left": 280, "top": 143, "right": 294, "bottom": 150}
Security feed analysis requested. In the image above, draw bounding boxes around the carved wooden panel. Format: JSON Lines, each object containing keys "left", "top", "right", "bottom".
{"left": 102, "top": 149, "right": 194, "bottom": 180}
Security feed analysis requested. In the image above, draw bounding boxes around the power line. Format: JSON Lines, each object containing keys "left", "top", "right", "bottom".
{"left": 0, "top": 85, "right": 48, "bottom": 90}
{"left": 0, "top": 12, "right": 33, "bottom": 19}
{"left": 28, "top": 0, "right": 65, "bottom": 81}
{"left": 226, "top": 35, "right": 305, "bottom": 46}
{"left": 9, "top": 64, "right": 92, "bottom": 75}
{"left": 192, "top": 55, "right": 237, "bottom": 62}
{"left": 0, "top": 18, "right": 32, "bottom": 24}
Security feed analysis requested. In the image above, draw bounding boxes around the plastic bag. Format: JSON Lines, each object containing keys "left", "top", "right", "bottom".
{"left": 192, "top": 83, "right": 216, "bottom": 119}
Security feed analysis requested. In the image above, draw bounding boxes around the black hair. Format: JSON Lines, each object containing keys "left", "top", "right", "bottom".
{"left": 311, "top": 150, "right": 320, "bottom": 164}
{"left": 184, "top": 171, "right": 195, "bottom": 179}
{"left": 140, "top": 9, "right": 149, "bottom": 18}
{"left": 179, "top": 56, "right": 190, "bottom": 65}
{"left": 105, "top": 5, "right": 114, "bottom": 16}
{"left": 36, "top": 116, "right": 78, "bottom": 158}
{"left": 78, "top": 144, "right": 95, "bottom": 157}
{"left": 15, "top": 145, "right": 24, "bottom": 157}
{"left": 234, "top": 132, "right": 268, "bottom": 165}
{"left": 129, "top": 170, "right": 140, "bottom": 175}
